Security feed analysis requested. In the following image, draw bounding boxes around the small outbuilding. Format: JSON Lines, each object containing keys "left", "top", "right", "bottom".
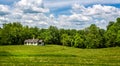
{"left": 24, "top": 39, "right": 44, "bottom": 46}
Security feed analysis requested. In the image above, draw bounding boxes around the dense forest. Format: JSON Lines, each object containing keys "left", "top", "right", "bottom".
{"left": 0, "top": 18, "right": 120, "bottom": 48}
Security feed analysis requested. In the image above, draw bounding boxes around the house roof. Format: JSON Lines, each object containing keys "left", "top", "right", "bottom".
{"left": 24, "top": 39, "right": 43, "bottom": 43}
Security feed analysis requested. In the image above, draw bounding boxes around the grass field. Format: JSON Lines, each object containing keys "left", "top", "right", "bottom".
{"left": 0, "top": 45, "right": 120, "bottom": 66}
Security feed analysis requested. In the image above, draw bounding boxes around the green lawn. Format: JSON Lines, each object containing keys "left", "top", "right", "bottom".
{"left": 0, "top": 45, "right": 120, "bottom": 66}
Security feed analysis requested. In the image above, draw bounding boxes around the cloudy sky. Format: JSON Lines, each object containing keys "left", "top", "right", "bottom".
{"left": 0, "top": 0, "right": 120, "bottom": 29}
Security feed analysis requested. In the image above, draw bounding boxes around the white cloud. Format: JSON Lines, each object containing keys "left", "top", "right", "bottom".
{"left": 15, "top": 0, "right": 49, "bottom": 13}
{"left": 0, "top": 0, "right": 51, "bottom": 28}
{"left": 0, "top": 5, "right": 10, "bottom": 16}
{"left": 44, "top": 0, "right": 120, "bottom": 8}
{"left": 56, "top": 4, "right": 120, "bottom": 29}
{"left": 69, "top": 14, "right": 92, "bottom": 21}
{"left": 0, "top": 0, "right": 120, "bottom": 29}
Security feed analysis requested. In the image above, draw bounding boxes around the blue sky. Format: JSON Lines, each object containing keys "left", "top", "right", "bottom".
{"left": 0, "top": 0, "right": 120, "bottom": 29}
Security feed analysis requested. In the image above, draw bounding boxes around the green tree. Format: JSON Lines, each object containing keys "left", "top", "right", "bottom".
{"left": 84, "top": 24, "right": 103, "bottom": 48}
{"left": 74, "top": 34, "right": 84, "bottom": 48}
{"left": 107, "top": 21, "right": 114, "bottom": 30}
{"left": 105, "top": 18, "right": 120, "bottom": 47}
{"left": 1, "top": 22, "right": 24, "bottom": 45}
{"left": 48, "top": 26, "right": 60, "bottom": 44}
{"left": 61, "top": 34, "right": 72, "bottom": 46}
{"left": 40, "top": 31, "right": 52, "bottom": 44}
{"left": 115, "top": 30, "right": 120, "bottom": 46}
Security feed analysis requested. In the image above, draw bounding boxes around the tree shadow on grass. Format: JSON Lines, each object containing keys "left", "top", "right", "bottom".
{"left": 32, "top": 54, "right": 77, "bottom": 57}
{"left": 0, "top": 51, "right": 77, "bottom": 57}
{"left": 0, "top": 51, "right": 12, "bottom": 56}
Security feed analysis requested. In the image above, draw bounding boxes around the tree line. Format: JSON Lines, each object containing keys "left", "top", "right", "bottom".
{"left": 0, "top": 18, "right": 120, "bottom": 48}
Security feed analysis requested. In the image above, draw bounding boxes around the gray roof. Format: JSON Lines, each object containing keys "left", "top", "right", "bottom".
{"left": 24, "top": 39, "right": 43, "bottom": 43}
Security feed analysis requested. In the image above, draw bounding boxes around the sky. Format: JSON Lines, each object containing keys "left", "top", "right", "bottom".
{"left": 0, "top": 0, "right": 120, "bottom": 29}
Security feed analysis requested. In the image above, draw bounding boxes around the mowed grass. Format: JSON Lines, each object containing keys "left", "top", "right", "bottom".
{"left": 0, "top": 45, "right": 120, "bottom": 66}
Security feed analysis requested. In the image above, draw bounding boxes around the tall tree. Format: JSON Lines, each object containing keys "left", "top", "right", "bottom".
{"left": 61, "top": 34, "right": 72, "bottom": 46}
{"left": 1, "top": 22, "right": 24, "bottom": 45}
{"left": 105, "top": 18, "right": 120, "bottom": 47}
{"left": 74, "top": 33, "right": 84, "bottom": 48}
{"left": 84, "top": 24, "right": 103, "bottom": 48}
{"left": 48, "top": 26, "right": 60, "bottom": 44}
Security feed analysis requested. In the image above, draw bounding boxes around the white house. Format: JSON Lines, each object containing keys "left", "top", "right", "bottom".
{"left": 24, "top": 39, "right": 44, "bottom": 46}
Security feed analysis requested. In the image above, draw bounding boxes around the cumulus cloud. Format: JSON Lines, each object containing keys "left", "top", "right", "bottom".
{"left": 44, "top": 0, "right": 120, "bottom": 8}
{"left": 15, "top": 0, "right": 49, "bottom": 13}
{"left": 0, "top": 5, "right": 10, "bottom": 16}
{"left": 0, "top": 0, "right": 51, "bottom": 28}
{"left": 0, "top": 0, "right": 120, "bottom": 29}
{"left": 56, "top": 4, "right": 120, "bottom": 29}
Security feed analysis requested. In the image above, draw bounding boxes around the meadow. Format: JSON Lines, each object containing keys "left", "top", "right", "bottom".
{"left": 0, "top": 45, "right": 120, "bottom": 66}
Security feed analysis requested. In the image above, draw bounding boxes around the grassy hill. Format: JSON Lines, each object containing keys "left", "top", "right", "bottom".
{"left": 0, "top": 45, "right": 120, "bottom": 66}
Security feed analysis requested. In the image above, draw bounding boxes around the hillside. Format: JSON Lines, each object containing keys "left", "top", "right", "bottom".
{"left": 0, "top": 45, "right": 120, "bottom": 66}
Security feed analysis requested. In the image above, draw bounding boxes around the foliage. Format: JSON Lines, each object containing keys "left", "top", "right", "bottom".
{"left": 61, "top": 34, "right": 71, "bottom": 46}
{"left": 0, "top": 18, "right": 120, "bottom": 48}
{"left": 73, "top": 33, "right": 84, "bottom": 48}
{"left": 105, "top": 18, "right": 120, "bottom": 47}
